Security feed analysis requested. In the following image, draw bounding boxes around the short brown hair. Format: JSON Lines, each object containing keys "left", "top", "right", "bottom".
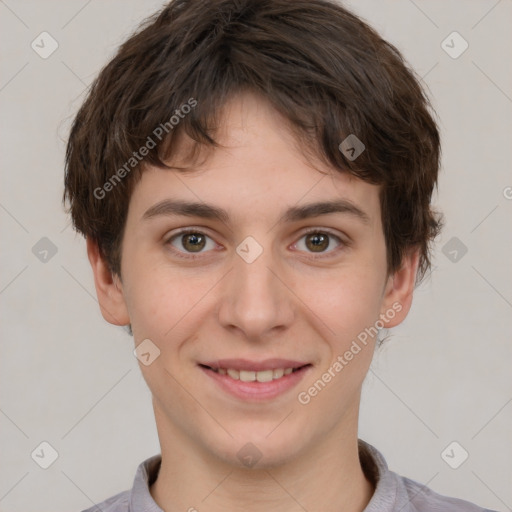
{"left": 64, "top": 0, "right": 442, "bottom": 281}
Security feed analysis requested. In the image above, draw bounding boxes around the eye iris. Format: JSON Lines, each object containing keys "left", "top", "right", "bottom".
{"left": 183, "top": 233, "right": 205, "bottom": 252}
{"left": 306, "top": 233, "right": 329, "bottom": 252}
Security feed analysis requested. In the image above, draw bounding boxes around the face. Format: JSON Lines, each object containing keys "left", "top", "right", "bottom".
{"left": 89, "top": 92, "right": 418, "bottom": 468}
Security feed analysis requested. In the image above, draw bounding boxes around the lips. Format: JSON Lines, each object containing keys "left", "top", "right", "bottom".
{"left": 199, "top": 360, "right": 312, "bottom": 401}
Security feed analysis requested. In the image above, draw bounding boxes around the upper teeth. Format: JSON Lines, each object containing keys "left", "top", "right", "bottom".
{"left": 216, "top": 368, "right": 295, "bottom": 382}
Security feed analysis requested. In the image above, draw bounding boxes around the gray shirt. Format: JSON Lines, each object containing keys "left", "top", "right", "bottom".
{"left": 81, "top": 440, "right": 497, "bottom": 512}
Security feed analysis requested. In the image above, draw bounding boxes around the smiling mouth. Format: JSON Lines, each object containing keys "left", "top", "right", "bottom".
{"left": 199, "top": 364, "right": 311, "bottom": 382}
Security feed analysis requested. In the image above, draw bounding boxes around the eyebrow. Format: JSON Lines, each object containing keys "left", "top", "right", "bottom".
{"left": 142, "top": 198, "right": 370, "bottom": 225}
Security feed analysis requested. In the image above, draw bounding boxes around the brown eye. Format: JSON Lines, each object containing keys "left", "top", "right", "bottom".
{"left": 305, "top": 232, "right": 330, "bottom": 252}
{"left": 167, "top": 230, "right": 215, "bottom": 255}
{"left": 294, "top": 230, "right": 344, "bottom": 255}
{"left": 181, "top": 233, "right": 206, "bottom": 252}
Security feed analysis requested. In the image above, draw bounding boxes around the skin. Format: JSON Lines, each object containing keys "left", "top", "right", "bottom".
{"left": 88, "top": 91, "right": 419, "bottom": 512}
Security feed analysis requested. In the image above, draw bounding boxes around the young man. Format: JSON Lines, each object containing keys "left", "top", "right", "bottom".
{"left": 64, "top": 0, "right": 497, "bottom": 510}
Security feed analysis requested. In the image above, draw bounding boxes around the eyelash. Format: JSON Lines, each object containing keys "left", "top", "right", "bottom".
{"left": 165, "top": 227, "right": 348, "bottom": 261}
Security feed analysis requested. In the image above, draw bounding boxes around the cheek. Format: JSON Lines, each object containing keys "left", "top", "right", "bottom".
{"left": 297, "top": 264, "right": 385, "bottom": 342}
{"left": 122, "top": 258, "right": 216, "bottom": 343}
{"left": 294, "top": 268, "right": 383, "bottom": 419}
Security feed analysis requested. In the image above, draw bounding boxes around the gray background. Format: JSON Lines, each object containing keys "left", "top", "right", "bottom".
{"left": 0, "top": 1, "right": 511, "bottom": 511}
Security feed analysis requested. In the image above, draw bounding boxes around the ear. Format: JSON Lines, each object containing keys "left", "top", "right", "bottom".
{"left": 380, "top": 247, "right": 420, "bottom": 328}
{"left": 86, "top": 238, "right": 130, "bottom": 326}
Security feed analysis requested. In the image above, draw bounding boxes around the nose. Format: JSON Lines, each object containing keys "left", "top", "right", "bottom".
{"left": 217, "top": 242, "right": 295, "bottom": 342}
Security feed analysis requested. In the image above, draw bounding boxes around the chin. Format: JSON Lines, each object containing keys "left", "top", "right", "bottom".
{"left": 208, "top": 427, "right": 308, "bottom": 470}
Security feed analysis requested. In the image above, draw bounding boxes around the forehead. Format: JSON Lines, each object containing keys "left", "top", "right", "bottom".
{"left": 128, "top": 92, "right": 381, "bottom": 227}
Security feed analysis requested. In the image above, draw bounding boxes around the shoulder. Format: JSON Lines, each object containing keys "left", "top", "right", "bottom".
{"left": 358, "top": 440, "right": 497, "bottom": 512}
{"left": 401, "top": 474, "right": 498, "bottom": 512}
{"left": 78, "top": 454, "right": 162, "bottom": 512}
{"left": 80, "top": 489, "right": 130, "bottom": 512}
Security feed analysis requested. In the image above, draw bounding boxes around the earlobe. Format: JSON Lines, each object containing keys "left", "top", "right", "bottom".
{"left": 380, "top": 248, "right": 420, "bottom": 328}
{"left": 86, "top": 238, "right": 130, "bottom": 326}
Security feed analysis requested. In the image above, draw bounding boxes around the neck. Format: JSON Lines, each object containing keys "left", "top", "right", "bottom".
{"left": 150, "top": 405, "right": 374, "bottom": 512}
